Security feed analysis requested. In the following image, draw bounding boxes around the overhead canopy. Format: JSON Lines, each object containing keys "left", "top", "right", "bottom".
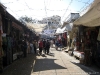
{"left": 73, "top": 0, "right": 100, "bottom": 27}
{"left": 61, "top": 22, "right": 69, "bottom": 28}
{"left": 43, "top": 29, "right": 55, "bottom": 35}
{"left": 65, "top": 23, "right": 73, "bottom": 31}
{"left": 56, "top": 27, "right": 66, "bottom": 34}
{"left": 26, "top": 23, "right": 46, "bottom": 33}
{"left": 69, "top": 26, "right": 78, "bottom": 39}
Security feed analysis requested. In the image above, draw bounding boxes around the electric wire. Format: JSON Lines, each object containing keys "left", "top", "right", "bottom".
{"left": 1, "top": 0, "right": 92, "bottom": 12}
{"left": 12, "top": 8, "right": 79, "bottom": 12}
{"left": 61, "top": 0, "right": 73, "bottom": 21}
{"left": 63, "top": 0, "right": 92, "bottom": 22}
{"left": 44, "top": 0, "right": 47, "bottom": 17}
{"left": 24, "top": 0, "right": 31, "bottom": 12}
{"left": 7, "top": 7, "right": 20, "bottom": 19}
{"left": 79, "top": 0, "right": 90, "bottom": 13}
{"left": 0, "top": 0, "right": 94, "bottom": 24}
{"left": 76, "top": 0, "right": 90, "bottom": 4}
{"left": 64, "top": 0, "right": 94, "bottom": 24}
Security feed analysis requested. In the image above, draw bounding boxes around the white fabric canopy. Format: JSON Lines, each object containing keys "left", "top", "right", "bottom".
{"left": 74, "top": 0, "right": 100, "bottom": 27}
{"left": 65, "top": 23, "right": 73, "bottom": 31}
{"left": 56, "top": 27, "right": 66, "bottom": 34}
{"left": 26, "top": 23, "right": 46, "bottom": 33}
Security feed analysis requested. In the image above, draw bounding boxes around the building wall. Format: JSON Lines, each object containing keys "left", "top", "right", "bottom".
{"left": 65, "top": 13, "right": 80, "bottom": 23}
{"left": 41, "top": 15, "right": 61, "bottom": 29}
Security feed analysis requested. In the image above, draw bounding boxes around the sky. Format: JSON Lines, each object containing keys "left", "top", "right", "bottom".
{"left": 0, "top": 0, "right": 94, "bottom": 23}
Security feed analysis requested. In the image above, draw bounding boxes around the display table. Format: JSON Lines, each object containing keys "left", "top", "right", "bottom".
{"left": 73, "top": 51, "right": 84, "bottom": 59}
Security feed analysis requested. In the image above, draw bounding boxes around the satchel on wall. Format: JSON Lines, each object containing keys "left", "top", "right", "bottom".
{"left": 97, "top": 28, "right": 100, "bottom": 41}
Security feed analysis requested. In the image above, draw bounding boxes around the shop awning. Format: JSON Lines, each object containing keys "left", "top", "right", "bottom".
{"left": 69, "top": 26, "right": 78, "bottom": 39}
{"left": 65, "top": 23, "right": 73, "bottom": 31}
{"left": 73, "top": 0, "right": 100, "bottom": 27}
{"left": 61, "top": 22, "right": 69, "bottom": 28}
{"left": 26, "top": 23, "right": 46, "bottom": 33}
{"left": 56, "top": 27, "right": 66, "bottom": 34}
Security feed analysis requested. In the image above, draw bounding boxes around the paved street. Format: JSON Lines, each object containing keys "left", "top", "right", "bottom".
{"left": 0, "top": 48, "right": 100, "bottom": 75}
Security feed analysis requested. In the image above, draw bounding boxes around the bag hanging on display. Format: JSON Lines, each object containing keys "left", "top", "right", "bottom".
{"left": 0, "top": 47, "right": 4, "bottom": 57}
{"left": 97, "top": 28, "right": 100, "bottom": 41}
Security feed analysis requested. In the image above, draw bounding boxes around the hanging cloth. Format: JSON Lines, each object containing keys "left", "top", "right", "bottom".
{"left": 97, "top": 28, "right": 100, "bottom": 41}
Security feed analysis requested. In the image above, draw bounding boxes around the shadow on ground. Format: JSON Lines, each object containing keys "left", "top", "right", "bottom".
{"left": 48, "top": 53, "right": 55, "bottom": 57}
{"left": 33, "top": 58, "right": 67, "bottom": 72}
{"left": 0, "top": 54, "right": 36, "bottom": 75}
{"left": 41, "top": 54, "right": 47, "bottom": 57}
{"left": 70, "top": 61, "right": 100, "bottom": 75}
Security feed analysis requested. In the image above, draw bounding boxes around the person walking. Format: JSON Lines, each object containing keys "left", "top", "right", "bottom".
{"left": 45, "top": 40, "right": 50, "bottom": 55}
{"left": 22, "top": 40, "right": 27, "bottom": 57}
{"left": 43, "top": 39, "right": 46, "bottom": 54}
{"left": 55, "top": 40, "right": 59, "bottom": 50}
{"left": 30, "top": 42, "right": 34, "bottom": 54}
{"left": 33, "top": 40, "right": 37, "bottom": 54}
{"left": 50, "top": 40, "right": 54, "bottom": 48}
{"left": 27, "top": 41, "right": 30, "bottom": 54}
{"left": 38, "top": 39, "right": 43, "bottom": 55}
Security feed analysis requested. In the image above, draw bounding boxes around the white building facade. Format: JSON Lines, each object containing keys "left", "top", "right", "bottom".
{"left": 42, "top": 15, "right": 61, "bottom": 29}
{"left": 41, "top": 15, "right": 61, "bottom": 38}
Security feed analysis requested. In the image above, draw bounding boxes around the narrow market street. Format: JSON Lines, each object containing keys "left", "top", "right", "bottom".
{"left": 0, "top": 48, "right": 100, "bottom": 75}
{"left": 0, "top": 0, "right": 100, "bottom": 75}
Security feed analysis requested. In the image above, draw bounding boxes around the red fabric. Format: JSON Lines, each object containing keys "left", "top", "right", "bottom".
{"left": 63, "top": 32, "right": 67, "bottom": 39}
{"left": 76, "top": 42, "right": 80, "bottom": 46}
{"left": 39, "top": 41, "right": 43, "bottom": 47}
{"left": 59, "top": 39, "right": 62, "bottom": 44}
{"left": 88, "top": 31, "right": 90, "bottom": 35}
{"left": 80, "top": 52, "right": 85, "bottom": 54}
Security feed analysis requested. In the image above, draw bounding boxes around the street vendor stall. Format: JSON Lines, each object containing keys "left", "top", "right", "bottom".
{"left": 73, "top": 0, "right": 100, "bottom": 65}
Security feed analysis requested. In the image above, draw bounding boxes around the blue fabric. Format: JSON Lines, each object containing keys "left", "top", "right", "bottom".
{"left": 55, "top": 41, "right": 59, "bottom": 46}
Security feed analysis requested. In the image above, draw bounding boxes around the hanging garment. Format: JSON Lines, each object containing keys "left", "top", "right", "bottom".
{"left": 97, "top": 28, "right": 100, "bottom": 41}
{"left": 30, "top": 43, "right": 34, "bottom": 54}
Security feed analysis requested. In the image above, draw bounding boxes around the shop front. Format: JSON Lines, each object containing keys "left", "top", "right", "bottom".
{"left": 80, "top": 26, "right": 100, "bottom": 66}
{"left": 1, "top": 14, "right": 13, "bottom": 68}
{"left": 0, "top": 8, "right": 24, "bottom": 71}
{"left": 71, "top": 24, "right": 100, "bottom": 67}
{"left": 73, "top": 0, "right": 100, "bottom": 66}
{"left": 11, "top": 22, "right": 23, "bottom": 61}
{"left": 0, "top": 13, "right": 3, "bottom": 72}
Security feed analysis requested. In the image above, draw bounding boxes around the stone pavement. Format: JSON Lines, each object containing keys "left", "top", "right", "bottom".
{"left": 32, "top": 48, "right": 100, "bottom": 75}
{"left": 0, "top": 48, "right": 100, "bottom": 75}
{"left": 0, "top": 54, "right": 36, "bottom": 75}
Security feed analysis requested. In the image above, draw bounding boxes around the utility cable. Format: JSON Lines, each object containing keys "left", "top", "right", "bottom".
{"left": 62, "top": 0, "right": 73, "bottom": 21}
{"left": 63, "top": 0, "right": 91, "bottom": 22}
{"left": 7, "top": 7, "right": 20, "bottom": 19}
{"left": 1, "top": 2, "right": 14, "bottom": 4}
{"left": 24, "top": 0, "right": 31, "bottom": 11}
{"left": 12, "top": 8, "right": 79, "bottom": 12}
{"left": 44, "top": 0, "right": 47, "bottom": 17}
{"left": 76, "top": 0, "right": 90, "bottom": 4}
{"left": 79, "top": 0, "right": 90, "bottom": 13}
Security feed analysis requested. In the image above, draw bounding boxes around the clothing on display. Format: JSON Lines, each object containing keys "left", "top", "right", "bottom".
{"left": 97, "top": 28, "right": 100, "bottom": 41}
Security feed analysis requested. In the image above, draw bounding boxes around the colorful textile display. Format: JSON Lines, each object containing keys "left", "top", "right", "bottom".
{"left": 97, "top": 28, "right": 100, "bottom": 41}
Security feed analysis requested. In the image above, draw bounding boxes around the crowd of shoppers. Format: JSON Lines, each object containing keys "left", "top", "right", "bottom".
{"left": 38, "top": 39, "right": 50, "bottom": 55}
{"left": 21, "top": 38, "right": 64, "bottom": 57}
